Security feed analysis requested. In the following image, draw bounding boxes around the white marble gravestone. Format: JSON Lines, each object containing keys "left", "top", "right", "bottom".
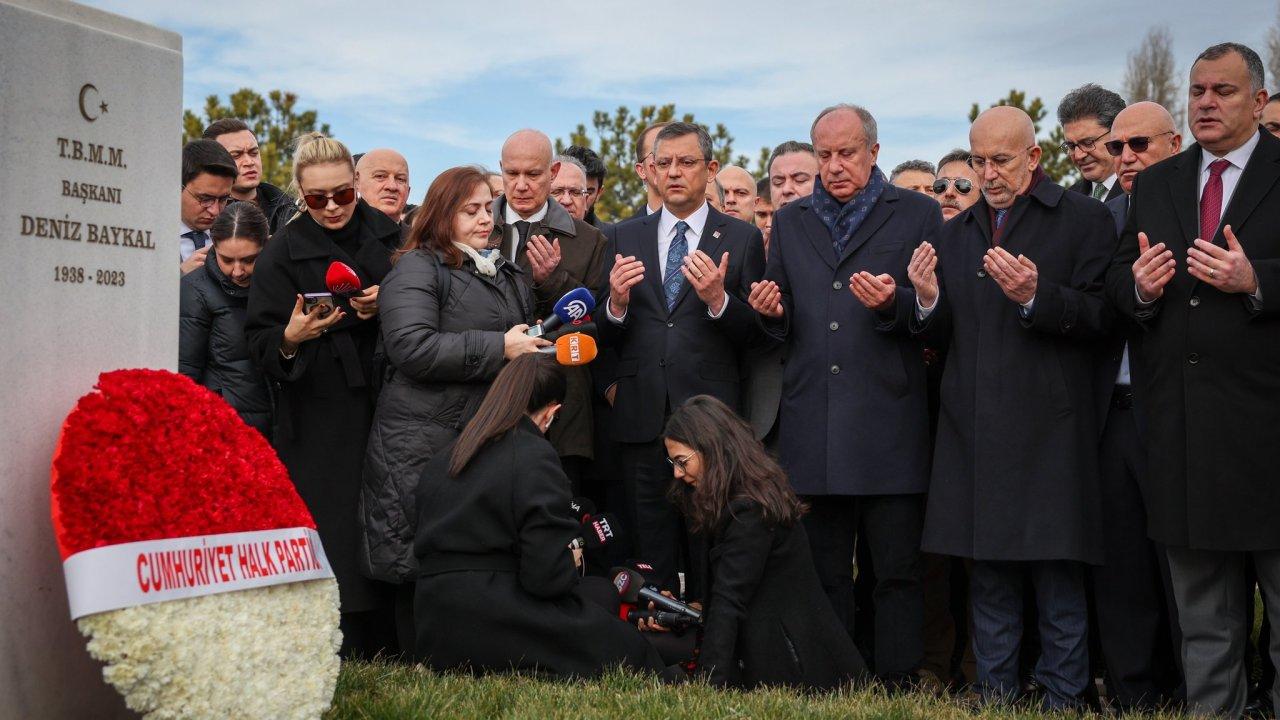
{"left": 0, "top": 0, "right": 181, "bottom": 715}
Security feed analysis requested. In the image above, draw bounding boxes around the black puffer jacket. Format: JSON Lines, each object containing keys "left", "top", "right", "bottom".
{"left": 179, "top": 251, "right": 272, "bottom": 436}
{"left": 359, "top": 248, "right": 535, "bottom": 584}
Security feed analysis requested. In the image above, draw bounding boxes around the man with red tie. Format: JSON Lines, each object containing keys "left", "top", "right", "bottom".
{"left": 1106, "top": 42, "right": 1280, "bottom": 717}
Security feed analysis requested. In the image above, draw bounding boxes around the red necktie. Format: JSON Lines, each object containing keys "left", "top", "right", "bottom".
{"left": 1199, "top": 159, "right": 1230, "bottom": 243}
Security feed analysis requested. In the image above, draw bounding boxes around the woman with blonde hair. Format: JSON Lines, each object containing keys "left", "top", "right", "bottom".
{"left": 246, "top": 132, "right": 401, "bottom": 658}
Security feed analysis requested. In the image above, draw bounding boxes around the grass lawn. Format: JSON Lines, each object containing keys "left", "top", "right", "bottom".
{"left": 329, "top": 660, "right": 1191, "bottom": 719}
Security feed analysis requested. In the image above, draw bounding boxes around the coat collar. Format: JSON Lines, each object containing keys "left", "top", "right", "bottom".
{"left": 202, "top": 249, "right": 250, "bottom": 299}
{"left": 284, "top": 199, "right": 401, "bottom": 263}
{"left": 794, "top": 185, "right": 900, "bottom": 269}
{"left": 492, "top": 195, "right": 578, "bottom": 237}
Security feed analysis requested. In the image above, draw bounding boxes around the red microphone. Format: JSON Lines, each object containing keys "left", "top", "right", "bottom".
{"left": 325, "top": 261, "right": 364, "bottom": 296}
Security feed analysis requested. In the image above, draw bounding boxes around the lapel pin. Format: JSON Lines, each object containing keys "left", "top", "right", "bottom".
{"left": 713, "top": 230, "right": 721, "bottom": 239}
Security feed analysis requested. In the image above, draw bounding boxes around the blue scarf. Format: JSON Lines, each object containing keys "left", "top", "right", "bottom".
{"left": 811, "top": 167, "right": 887, "bottom": 255}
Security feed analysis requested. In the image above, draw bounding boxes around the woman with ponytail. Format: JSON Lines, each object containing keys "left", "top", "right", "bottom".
{"left": 659, "top": 395, "right": 867, "bottom": 690}
{"left": 412, "top": 353, "right": 672, "bottom": 679}
{"left": 245, "top": 132, "right": 401, "bottom": 658}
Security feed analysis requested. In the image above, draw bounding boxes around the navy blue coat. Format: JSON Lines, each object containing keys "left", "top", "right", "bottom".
{"left": 913, "top": 178, "right": 1114, "bottom": 563}
{"left": 763, "top": 185, "right": 939, "bottom": 496}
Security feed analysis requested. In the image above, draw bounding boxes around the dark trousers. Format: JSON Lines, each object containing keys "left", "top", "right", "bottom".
{"left": 970, "top": 560, "right": 1089, "bottom": 710}
{"left": 1089, "top": 399, "right": 1181, "bottom": 710}
{"left": 618, "top": 439, "right": 687, "bottom": 592}
{"left": 1165, "top": 547, "right": 1280, "bottom": 717}
{"left": 803, "top": 494, "right": 925, "bottom": 680}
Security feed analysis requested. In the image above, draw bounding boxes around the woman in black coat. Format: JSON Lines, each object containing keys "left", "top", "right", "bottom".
{"left": 360, "top": 165, "right": 548, "bottom": 654}
{"left": 659, "top": 395, "right": 867, "bottom": 690}
{"left": 179, "top": 202, "right": 272, "bottom": 436}
{"left": 414, "top": 354, "right": 672, "bottom": 679}
{"left": 245, "top": 133, "right": 400, "bottom": 658}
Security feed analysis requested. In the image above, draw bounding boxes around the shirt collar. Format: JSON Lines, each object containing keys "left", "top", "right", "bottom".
{"left": 658, "top": 202, "right": 710, "bottom": 239}
{"left": 179, "top": 221, "right": 195, "bottom": 237}
{"left": 1099, "top": 174, "right": 1117, "bottom": 193}
{"left": 1201, "top": 129, "right": 1261, "bottom": 174}
{"left": 504, "top": 200, "right": 548, "bottom": 226}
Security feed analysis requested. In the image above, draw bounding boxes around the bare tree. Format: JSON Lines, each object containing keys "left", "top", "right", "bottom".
{"left": 1268, "top": 1, "right": 1280, "bottom": 93}
{"left": 1123, "top": 26, "right": 1184, "bottom": 128}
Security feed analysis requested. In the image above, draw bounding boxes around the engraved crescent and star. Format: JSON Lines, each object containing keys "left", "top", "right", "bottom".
{"left": 78, "top": 83, "right": 108, "bottom": 122}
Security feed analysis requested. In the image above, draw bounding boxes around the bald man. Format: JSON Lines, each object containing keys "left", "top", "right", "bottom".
{"left": 908, "top": 106, "right": 1116, "bottom": 710}
{"left": 355, "top": 148, "right": 411, "bottom": 224}
{"left": 491, "top": 129, "right": 608, "bottom": 485}
{"left": 717, "top": 166, "right": 757, "bottom": 223}
{"left": 1086, "top": 101, "right": 1184, "bottom": 712}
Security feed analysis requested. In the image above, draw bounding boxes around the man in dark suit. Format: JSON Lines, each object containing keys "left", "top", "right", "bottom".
{"left": 910, "top": 106, "right": 1116, "bottom": 710}
{"left": 1092, "top": 101, "right": 1185, "bottom": 712}
{"left": 1106, "top": 42, "right": 1280, "bottom": 717}
{"left": 748, "top": 104, "right": 937, "bottom": 687}
{"left": 600, "top": 122, "right": 766, "bottom": 589}
{"left": 1059, "top": 84, "right": 1127, "bottom": 202}
{"left": 490, "top": 129, "right": 608, "bottom": 489}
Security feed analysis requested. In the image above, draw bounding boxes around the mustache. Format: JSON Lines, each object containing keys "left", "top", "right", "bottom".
{"left": 940, "top": 198, "right": 962, "bottom": 210}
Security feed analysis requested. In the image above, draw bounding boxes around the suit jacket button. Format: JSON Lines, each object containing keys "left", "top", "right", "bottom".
{"left": 829, "top": 322, "right": 839, "bottom": 331}
{"left": 667, "top": 321, "right": 675, "bottom": 328}
{"left": 659, "top": 359, "right": 666, "bottom": 367}
{"left": 830, "top": 364, "right": 840, "bottom": 374}
{"left": 977, "top": 269, "right": 987, "bottom": 278}
{"left": 1190, "top": 296, "right": 1201, "bottom": 307}
{"left": 1187, "top": 353, "right": 1199, "bottom": 365}
{"left": 832, "top": 281, "right": 842, "bottom": 290}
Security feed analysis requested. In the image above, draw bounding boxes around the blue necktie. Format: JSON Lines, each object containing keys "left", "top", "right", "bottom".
{"left": 664, "top": 221, "right": 690, "bottom": 311}
{"left": 994, "top": 208, "right": 1009, "bottom": 229}
{"left": 185, "top": 230, "right": 209, "bottom": 251}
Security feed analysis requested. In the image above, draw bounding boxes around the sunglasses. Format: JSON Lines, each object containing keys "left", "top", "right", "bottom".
{"left": 932, "top": 177, "right": 973, "bottom": 195}
{"left": 301, "top": 187, "right": 357, "bottom": 210}
{"left": 1103, "top": 132, "right": 1175, "bottom": 157}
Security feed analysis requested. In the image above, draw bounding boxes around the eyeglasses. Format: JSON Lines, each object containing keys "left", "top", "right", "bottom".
{"left": 932, "top": 177, "right": 973, "bottom": 195}
{"left": 653, "top": 156, "right": 707, "bottom": 172}
{"left": 666, "top": 451, "right": 698, "bottom": 471}
{"left": 301, "top": 187, "right": 357, "bottom": 210}
{"left": 1103, "top": 131, "right": 1175, "bottom": 157}
{"left": 550, "top": 187, "right": 589, "bottom": 199}
{"left": 183, "top": 186, "right": 233, "bottom": 209}
{"left": 1059, "top": 130, "right": 1110, "bottom": 154}
{"left": 968, "top": 147, "right": 1036, "bottom": 173}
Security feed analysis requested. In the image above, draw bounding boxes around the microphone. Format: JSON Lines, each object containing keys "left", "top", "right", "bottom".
{"left": 625, "top": 608, "right": 701, "bottom": 629}
{"left": 527, "top": 287, "right": 595, "bottom": 337}
{"left": 573, "top": 513, "right": 617, "bottom": 552}
{"left": 610, "top": 567, "right": 702, "bottom": 623}
{"left": 325, "top": 260, "right": 364, "bottom": 296}
{"left": 569, "top": 497, "right": 597, "bottom": 525}
{"left": 538, "top": 333, "right": 597, "bottom": 366}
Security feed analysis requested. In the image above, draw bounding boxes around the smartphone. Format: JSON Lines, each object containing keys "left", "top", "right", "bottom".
{"left": 302, "top": 292, "right": 335, "bottom": 318}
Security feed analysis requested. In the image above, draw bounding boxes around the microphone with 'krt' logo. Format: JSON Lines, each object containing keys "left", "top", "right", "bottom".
{"left": 539, "top": 333, "right": 597, "bottom": 366}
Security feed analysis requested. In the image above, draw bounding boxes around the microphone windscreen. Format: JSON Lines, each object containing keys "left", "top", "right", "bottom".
{"left": 553, "top": 287, "right": 596, "bottom": 325}
{"left": 569, "top": 497, "right": 597, "bottom": 523}
{"left": 610, "top": 567, "right": 644, "bottom": 604}
{"left": 622, "top": 559, "right": 660, "bottom": 587}
{"left": 554, "top": 333, "right": 597, "bottom": 366}
{"left": 325, "top": 261, "right": 362, "bottom": 296}
{"left": 581, "top": 513, "right": 617, "bottom": 550}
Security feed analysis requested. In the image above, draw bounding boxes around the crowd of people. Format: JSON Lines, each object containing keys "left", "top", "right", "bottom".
{"left": 173, "top": 40, "right": 1280, "bottom": 716}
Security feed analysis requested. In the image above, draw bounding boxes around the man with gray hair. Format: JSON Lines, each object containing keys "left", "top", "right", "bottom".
{"left": 1106, "top": 42, "right": 1280, "bottom": 717}
{"left": 908, "top": 105, "right": 1116, "bottom": 709}
{"left": 489, "top": 129, "right": 609, "bottom": 488}
{"left": 890, "top": 159, "right": 937, "bottom": 197}
{"left": 1058, "top": 83, "right": 1127, "bottom": 201}
{"left": 550, "top": 154, "right": 591, "bottom": 221}
{"left": 749, "top": 103, "right": 940, "bottom": 686}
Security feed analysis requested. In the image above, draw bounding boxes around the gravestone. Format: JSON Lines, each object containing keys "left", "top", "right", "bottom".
{"left": 0, "top": 0, "right": 182, "bottom": 715}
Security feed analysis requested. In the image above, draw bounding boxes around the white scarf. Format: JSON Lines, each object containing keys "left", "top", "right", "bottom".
{"left": 452, "top": 242, "right": 499, "bottom": 277}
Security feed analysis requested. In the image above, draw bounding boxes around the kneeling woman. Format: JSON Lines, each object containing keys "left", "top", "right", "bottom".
{"left": 663, "top": 395, "right": 868, "bottom": 690}
{"left": 414, "top": 353, "right": 671, "bottom": 678}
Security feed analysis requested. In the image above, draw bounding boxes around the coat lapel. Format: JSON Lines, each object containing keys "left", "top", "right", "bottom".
{"left": 670, "top": 208, "right": 730, "bottom": 312}
{"left": 798, "top": 199, "right": 838, "bottom": 270}
{"left": 1167, "top": 145, "right": 1202, "bottom": 249}
{"left": 1218, "top": 131, "right": 1280, "bottom": 248}
{"left": 836, "top": 189, "right": 895, "bottom": 267}
{"left": 636, "top": 211, "right": 667, "bottom": 311}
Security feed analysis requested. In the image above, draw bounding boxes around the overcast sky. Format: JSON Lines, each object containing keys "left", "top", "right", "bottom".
{"left": 88, "top": 0, "right": 1276, "bottom": 188}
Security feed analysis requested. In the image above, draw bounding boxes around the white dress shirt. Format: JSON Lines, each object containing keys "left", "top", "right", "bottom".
{"left": 503, "top": 201, "right": 548, "bottom": 261}
{"left": 607, "top": 201, "right": 727, "bottom": 321}
{"left": 1096, "top": 174, "right": 1117, "bottom": 198}
{"left": 179, "top": 221, "right": 199, "bottom": 261}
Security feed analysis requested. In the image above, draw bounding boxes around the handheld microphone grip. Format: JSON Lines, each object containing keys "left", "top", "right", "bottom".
{"left": 610, "top": 567, "right": 702, "bottom": 622}
{"left": 527, "top": 287, "right": 596, "bottom": 337}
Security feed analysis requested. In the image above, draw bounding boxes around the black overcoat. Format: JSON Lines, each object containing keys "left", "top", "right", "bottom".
{"left": 359, "top": 249, "right": 534, "bottom": 584}
{"left": 1105, "top": 131, "right": 1280, "bottom": 551}
{"left": 244, "top": 201, "right": 398, "bottom": 611}
{"left": 697, "top": 499, "right": 867, "bottom": 690}
{"left": 413, "top": 419, "right": 669, "bottom": 677}
{"left": 912, "top": 178, "right": 1114, "bottom": 564}
{"left": 762, "top": 186, "right": 938, "bottom": 495}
